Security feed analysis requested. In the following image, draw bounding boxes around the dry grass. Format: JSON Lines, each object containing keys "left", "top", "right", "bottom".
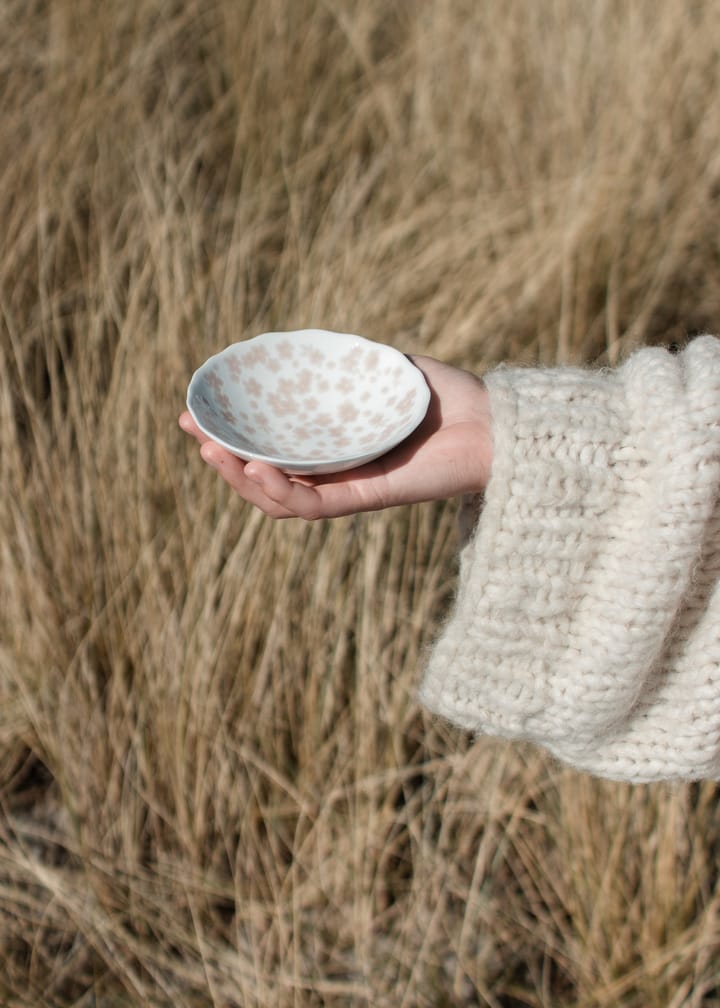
{"left": 2, "top": 1, "right": 720, "bottom": 1004}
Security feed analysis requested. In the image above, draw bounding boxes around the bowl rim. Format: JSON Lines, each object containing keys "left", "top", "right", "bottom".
{"left": 186, "top": 329, "right": 431, "bottom": 470}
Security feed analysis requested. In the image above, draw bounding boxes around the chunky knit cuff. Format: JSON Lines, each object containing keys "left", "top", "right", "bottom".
{"left": 420, "top": 336, "right": 720, "bottom": 782}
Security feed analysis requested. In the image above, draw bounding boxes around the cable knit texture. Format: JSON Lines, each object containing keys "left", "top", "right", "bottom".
{"left": 420, "top": 336, "right": 720, "bottom": 782}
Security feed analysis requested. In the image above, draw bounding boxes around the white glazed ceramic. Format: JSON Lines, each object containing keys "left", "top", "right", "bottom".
{"left": 186, "top": 329, "right": 431, "bottom": 474}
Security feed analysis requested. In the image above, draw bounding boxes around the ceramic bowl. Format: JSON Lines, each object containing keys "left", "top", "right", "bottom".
{"left": 186, "top": 329, "right": 431, "bottom": 474}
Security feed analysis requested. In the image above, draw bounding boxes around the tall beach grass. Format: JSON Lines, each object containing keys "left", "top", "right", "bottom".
{"left": 2, "top": 1, "right": 720, "bottom": 1004}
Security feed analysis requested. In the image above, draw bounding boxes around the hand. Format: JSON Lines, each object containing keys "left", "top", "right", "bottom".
{"left": 178, "top": 355, "right": 492, "bottom": 520}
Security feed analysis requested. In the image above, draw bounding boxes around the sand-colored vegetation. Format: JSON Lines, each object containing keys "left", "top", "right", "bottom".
{"left": 2, "top": 1, "right": 720, "bottom": 1004}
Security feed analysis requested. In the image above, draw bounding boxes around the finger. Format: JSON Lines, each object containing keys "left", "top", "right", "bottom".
{"left": 199, "top": 443, "right": 296, "bottom": 518}
{"left": 243, "top": 461, "right": 330, "bottom": 519}
{"left": 178, "top": 411, "right": 209, "bottom": 444}
{"left": 245, "top": 459, "right": 391, "bottom": 519}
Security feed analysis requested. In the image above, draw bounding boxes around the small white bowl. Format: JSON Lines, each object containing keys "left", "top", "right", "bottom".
{"left": 186, "top": 329, "right": 431, "bottom": 474}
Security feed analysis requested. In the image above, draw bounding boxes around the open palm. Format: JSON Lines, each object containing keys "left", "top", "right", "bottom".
{"left": 179, "top": 356, "right": 492, "bottom": 519}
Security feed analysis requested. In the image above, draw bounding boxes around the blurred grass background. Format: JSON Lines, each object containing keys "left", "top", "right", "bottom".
{"left": 2, "top": 0, "right": 720, "bottom": 1004}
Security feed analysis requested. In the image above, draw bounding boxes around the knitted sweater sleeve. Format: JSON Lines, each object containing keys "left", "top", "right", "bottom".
{"left": 419, "top": 335, "right": 720, "bottom": 782}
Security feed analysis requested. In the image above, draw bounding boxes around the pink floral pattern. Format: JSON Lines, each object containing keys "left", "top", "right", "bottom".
{"left": 206, "top": 369, "right": 223, "bottom": 391}
{"left": 339, "top": 402, "right": 358, "bottom": 423}
{"left": 187, "top": 331, "right": 429, "bottom": 474}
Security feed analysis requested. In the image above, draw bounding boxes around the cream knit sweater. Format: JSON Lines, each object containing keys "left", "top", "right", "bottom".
{"left": 420, "top": 335, "right": 720, "bottom": 783}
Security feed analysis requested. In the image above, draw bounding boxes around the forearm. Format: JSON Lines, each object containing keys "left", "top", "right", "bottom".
{"left": 421, "top": 336, "right": 720, "bottom": 782}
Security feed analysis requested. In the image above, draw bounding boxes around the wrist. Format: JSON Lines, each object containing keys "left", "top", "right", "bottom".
{"left": 462, "top": 382, "right": 493, "bottom": 494}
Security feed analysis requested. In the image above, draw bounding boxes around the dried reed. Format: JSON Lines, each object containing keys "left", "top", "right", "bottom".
{"left": 2, "top": 1, "right": 720, "bottom": 1004}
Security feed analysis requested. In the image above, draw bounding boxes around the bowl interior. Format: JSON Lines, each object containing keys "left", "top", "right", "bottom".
{"left": 187, "top": 330, "right": 429, "bottom": 471}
